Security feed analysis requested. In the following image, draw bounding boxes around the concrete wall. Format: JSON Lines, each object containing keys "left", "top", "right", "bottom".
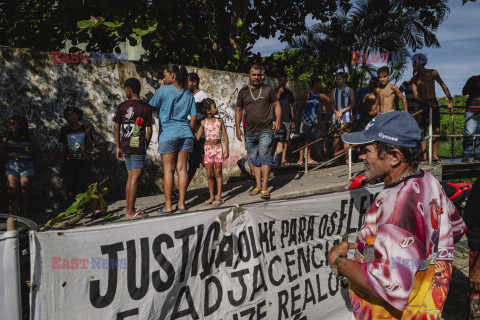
{"left": 0, "top": 46, "right": 308, "bottom": 213}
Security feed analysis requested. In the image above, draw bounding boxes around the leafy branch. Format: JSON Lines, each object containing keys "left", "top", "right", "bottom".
{"left": 43, "top": 178, "right": 109, "bottom": 229}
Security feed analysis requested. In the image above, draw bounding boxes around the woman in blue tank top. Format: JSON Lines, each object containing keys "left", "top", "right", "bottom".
{"left": 149, "top": 64, "right": 197, "bottom": 214}
{"left": 0, "top": 115, "right": 39, "bottom": 216}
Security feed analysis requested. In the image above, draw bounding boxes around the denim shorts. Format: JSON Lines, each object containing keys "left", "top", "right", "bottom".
{"left": 157, "top": 138, "right": 194, "bottom": 155}
{"left": 4, "top": 159, "right": 34, "bottom": 177}
{"left": 124, "top": 153, "right": 145, "bottom": 171}
{"left": 244, "top": 130, "right": 274, "bottom": 167}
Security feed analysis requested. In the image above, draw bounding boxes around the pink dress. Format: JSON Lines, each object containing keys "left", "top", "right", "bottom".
{"left": 202, "top": 118, "right": 224, "bottom": 166}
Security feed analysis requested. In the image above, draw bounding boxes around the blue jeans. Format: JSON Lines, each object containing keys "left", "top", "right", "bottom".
{"left": 462, "top": 111, "right": 480, "bottom": 158}
{"left": 244, "top": 130, "right": 275, "bottom": 167}
{"left": 124, "top": 154, "right": 146, "bottom": 171}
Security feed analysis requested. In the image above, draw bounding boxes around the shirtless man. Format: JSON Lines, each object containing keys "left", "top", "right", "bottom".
{"left": 411, "top": 53, "right": 454, "bottom": 163}
{"left": 376, "top": 66, "right": 408, "bottom": 114}
{"left": 357, "top": 77, "right": 379, "bottom": 130}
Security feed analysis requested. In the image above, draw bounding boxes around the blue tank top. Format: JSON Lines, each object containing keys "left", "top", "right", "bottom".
{"left": 332, "top": 87, "right": 353, "bottom": 123}
{"left": 302, "top": 91, "right": 319, "bottom": 125}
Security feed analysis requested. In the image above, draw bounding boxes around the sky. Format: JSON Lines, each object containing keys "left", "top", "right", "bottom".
{"left": 251, "top": 1, "right": 480, "bottom": 96}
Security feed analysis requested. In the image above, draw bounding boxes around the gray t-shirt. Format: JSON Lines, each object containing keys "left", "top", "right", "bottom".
{"left": 236, "top": 84, "right": 278, "bottom": 134}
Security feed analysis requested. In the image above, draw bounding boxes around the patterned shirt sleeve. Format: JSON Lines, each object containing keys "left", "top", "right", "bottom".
{"left": 362, "top": 223, "right": 426, "bottom": 311}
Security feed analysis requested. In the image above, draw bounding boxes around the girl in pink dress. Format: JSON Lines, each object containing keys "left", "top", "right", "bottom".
{"left": 195, "top": 98, "right": 229, "bottom": 207}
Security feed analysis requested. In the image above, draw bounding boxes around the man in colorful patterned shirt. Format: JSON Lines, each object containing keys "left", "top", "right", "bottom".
{"left": 327, "top": 111, "right": 466, "bottom": 319}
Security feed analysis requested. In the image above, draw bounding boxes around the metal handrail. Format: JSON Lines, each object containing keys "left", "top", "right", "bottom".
{"left": 293, "top": 104, "right": 473, "bottom": 176}
{"left": 417, "top": 105, "right": 468, "bottom": 163}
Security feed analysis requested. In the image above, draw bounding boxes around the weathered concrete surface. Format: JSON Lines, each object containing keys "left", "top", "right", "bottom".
{"left": 41, "top": 162, "right": 438, "bottom": 227}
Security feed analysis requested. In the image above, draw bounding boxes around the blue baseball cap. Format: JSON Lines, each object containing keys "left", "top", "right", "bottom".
{"left": 342, "top": 111, "right": 421, "bottom": 147}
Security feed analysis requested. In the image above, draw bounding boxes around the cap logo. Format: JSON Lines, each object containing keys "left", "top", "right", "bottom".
{"left": 365, "top": 119, "right": 375, "bottom": 131}
{"left": 378, "top": 132, "right": 398, "bottom": 142}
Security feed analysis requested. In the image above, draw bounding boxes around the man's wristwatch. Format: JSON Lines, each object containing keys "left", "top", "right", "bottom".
{"left": 331, "top": 254, "right": 346, "bottom": 278}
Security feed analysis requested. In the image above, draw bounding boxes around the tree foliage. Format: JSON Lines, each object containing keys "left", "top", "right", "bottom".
{"left": 0, "top": 0, "right": 348, "bottom": 71}
{"left": 0, "top": 0, "right": 458, "bottom": 73}
{"left": 282, "top": 0, "right": 449, "bottom": 91}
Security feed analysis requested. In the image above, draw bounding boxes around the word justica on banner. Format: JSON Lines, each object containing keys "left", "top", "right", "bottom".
{"left": 51, "top": 51, "right": 129, "bottom": 64}
{"left": 29, "top": 186, "right": 384, "bottom": 320}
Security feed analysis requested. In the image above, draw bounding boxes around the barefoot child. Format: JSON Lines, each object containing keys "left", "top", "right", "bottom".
{"left": 376, "top": 66, "right": 408, "bottom": 114}
{"left": 357, "top": 77, "right": 379, "bottom": 130}
{"left": 196, "top": 98, "right": 229, "bottom": 207}
{"left": 114, "top": 78, "right": 153, "bottom": 219}
{"left": 411, "top": 53, "right": 454, "bottom": 163}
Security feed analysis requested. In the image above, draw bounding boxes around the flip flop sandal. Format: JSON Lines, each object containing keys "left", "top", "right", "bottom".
{"left": 133, "top": 208, "right": 145, "bottom": 214}
{"left": 250, "top": 188, "right": 261, "bottom": 196}
{"left": 127, "top": 210, "right": 148, "bottom": 219}
{"left": 204, "top": 200, "right": 214, "bottom": 206}
{"left": 177, "top": 208, "right": 188, "bottom": 213}
{"left": 157, "top": 208, "right": 173, "bottom": 215}
{"left": 212, "top": 200, "right": 225, "bottom": 208}
{"left": 260, "top": 190, "right": 270, "bottom": 200}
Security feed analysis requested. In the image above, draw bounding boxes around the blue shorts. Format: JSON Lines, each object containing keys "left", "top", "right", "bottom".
{"left": 4, "top": 159, "right": 34, "bottom": 177}
{"left": 157, "top": 138, "right": 194, "bottom": 154}
{"left": 124, "top": 154, "right": 145, "bottom": 171}
{"left": 244, "top": 130, "right": 274, "bottom": 167}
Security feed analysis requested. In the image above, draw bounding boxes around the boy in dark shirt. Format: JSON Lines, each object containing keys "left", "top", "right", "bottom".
{"left": 113, "top": 78, "right": 153, "bottom": 219}
{"left": 273, "top": 75, "right": 295, "bottom": 165}
{"left": 59, "top": 106, "right": 93, "bottom": 205}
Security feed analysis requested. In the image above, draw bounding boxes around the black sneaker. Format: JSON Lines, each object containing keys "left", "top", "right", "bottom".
{"left": 462, "top": 156, "right": 470, "bottom": 163}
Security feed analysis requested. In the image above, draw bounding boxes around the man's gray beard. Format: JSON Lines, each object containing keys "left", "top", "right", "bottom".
{"left": 363, "top": 161, "right": 387, "bottom": 182}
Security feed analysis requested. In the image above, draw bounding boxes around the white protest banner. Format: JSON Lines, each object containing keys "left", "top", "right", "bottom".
{"left": 30, "top": 185, "right": 383, "bottom": 319}
{"left": 0, "top": 230, "right": 22, "bottom": 320}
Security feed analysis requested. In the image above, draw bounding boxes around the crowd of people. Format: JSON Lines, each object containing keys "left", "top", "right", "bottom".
{"left": 2, "top": 54, "right": 479, "bottom": 219}
{"left": 1, "top": 53, "right": 480, "bottom": 319}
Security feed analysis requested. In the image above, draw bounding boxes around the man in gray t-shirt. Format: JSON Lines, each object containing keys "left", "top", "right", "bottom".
{"left": 235, "top": 64, "right": 281, "bottom": 200}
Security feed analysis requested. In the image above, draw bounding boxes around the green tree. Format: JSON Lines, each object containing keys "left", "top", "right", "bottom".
{"left": 0, "top": 0, "right": 456, "bottom": 72}
{"left": 287, "top": 0, "right": 449, "bottom": 91}
{"left": 0, "top": 0, "right": 350, "bottom": 71}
